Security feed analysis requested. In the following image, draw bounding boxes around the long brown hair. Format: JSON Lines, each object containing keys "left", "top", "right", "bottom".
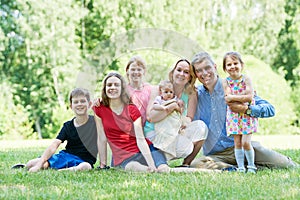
{"left": 101, "top": 72, "right": 131, "bottom": 106}
{"left": 168, "top": 59, "right": 196, "bottom": 95}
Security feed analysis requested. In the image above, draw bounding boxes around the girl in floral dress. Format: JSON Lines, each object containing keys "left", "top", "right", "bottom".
{"left": 222, "top": 51, "right": 258, "bottom": 173}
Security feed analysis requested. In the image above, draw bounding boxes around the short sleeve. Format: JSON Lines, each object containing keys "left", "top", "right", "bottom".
{"left": 56, "top": 121, "right": 70, "bottom": 142}
{"left": 128, "top": 104, "right": 141, "bottom": 122}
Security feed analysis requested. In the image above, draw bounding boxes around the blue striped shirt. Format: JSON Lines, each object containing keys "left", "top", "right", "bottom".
{"left": 194, "top": 78, "right": 275, "bottom": 156}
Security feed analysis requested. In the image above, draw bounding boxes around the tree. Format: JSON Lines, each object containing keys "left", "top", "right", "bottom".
{"left": 1, "top": 0, "right": 84, "bottom": 138}
{"left": 272, "top": 0, "right": 300, "bottom": 87}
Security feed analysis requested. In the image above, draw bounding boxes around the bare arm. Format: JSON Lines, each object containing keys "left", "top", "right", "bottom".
{"left": 224, "top": 75, "right": 254, "bottom": 103}
{"left": 152, "top": 103, "right": 166, "bottom": 111}
{"left": 186, "top": 92, "right": 198, "bottom": 120}
{"left": 222, "top": 79, "right": 232, "bottom": 96}
{"left": 29, "top": 139, "right": 61, "bottom": 172}
{"left": 94, "top": 115, "right": 108, "bottom": 168}
{"left": 147, "top": 85, "right": 177, "bottom": 123}
{"left": 133, "top": 117, "right": 156, "bottom": 171}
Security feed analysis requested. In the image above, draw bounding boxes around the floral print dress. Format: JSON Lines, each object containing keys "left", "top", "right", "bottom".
{"left": 226, "top": 75, "right": 258, "bottom": 136}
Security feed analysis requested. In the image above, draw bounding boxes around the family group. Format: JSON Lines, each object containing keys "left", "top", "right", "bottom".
{"left": 13, "top": 51, "right": 298, "bottom": 174}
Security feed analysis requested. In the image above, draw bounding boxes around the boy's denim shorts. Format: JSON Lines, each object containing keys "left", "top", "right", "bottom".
{"left": 119, "top": 144, "right": 167, "bottom": 169}
{"left": 48, "top": 150, "right": 86, "bottom": 169}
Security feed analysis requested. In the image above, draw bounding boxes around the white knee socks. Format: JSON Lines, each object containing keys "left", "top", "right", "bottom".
{"left": 245, "top": 146, "right": 255, "bottom": 168}
{"left": 234, "top": 148, "right": 245, "bottom": 171}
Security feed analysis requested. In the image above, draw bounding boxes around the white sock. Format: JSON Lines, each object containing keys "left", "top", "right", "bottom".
{"left": 234, "top": 148, "right": 245, "bottom": 169}
{"left": 245, "top": 146, "right": 256, "bottom": 168}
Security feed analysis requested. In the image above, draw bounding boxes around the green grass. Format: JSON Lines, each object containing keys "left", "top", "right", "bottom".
{"left": 1, "top": 142, "right": 300, "bottom": 200}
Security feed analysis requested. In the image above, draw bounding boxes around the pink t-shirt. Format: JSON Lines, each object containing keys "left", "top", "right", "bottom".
{"left": 127, "top": 83, "right": 152, "bottom": 125}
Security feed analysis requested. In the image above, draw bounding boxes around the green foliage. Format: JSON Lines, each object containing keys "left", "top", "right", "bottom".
{"left": 0, "top": 81, "right": 34, "bottom": 139}
{"left": 44, "top": 106, "right": 74, "bottom": 139}
{"left": 1, "top": 0, "right": 84, "bottom": 138}
{"left": 272, "top": 0, "right": 300, "bottom": 87}
{"left": 291, "top": 81, "right": 300, "bottom": 125}
{"left": 1, "top": 0, "right": 300, "bottom": 138}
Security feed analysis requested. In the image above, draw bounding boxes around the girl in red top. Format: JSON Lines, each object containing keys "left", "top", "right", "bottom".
{"left": 93, "top": 72, "right": 169, "bottom": 172}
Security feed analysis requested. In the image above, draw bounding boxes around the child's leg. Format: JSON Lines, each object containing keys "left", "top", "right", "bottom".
{"left": 26, "top": 158, "right": 49, "bottom": 170}
{"left": 234, "top": 135, "right": 245, "bottom": 172}
{"left": 242, "top": 134, "right": 256, "bottom": 173}
{"left": 125, "top": 161, "right": 150, "bottom": 172}
{"left": 58, "top": 162, "right": 92, "bottom": 171}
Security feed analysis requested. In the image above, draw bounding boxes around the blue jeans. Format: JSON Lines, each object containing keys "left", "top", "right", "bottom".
{"left": 119, "top": 145, "right": 167, "bottom": 169}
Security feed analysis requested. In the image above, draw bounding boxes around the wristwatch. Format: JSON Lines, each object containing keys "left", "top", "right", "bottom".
{"left": 246, "top": 105, "right": 252, "bottom": 115}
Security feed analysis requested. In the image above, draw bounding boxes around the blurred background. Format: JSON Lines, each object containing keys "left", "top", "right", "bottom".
{"left": 1, "top": 0, "right": 299, "bottom": 139}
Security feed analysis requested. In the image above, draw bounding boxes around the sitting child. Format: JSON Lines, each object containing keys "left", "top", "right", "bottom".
{"left": 12, "top": 88, "right": 98, "bottom": 172}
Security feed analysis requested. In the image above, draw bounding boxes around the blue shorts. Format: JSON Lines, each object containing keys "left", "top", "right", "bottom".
{"left": 119, "top": 144, "right": 167, "bottom": 169}
{"left": 48, "top": 151, "right": 87, "bottom": 169}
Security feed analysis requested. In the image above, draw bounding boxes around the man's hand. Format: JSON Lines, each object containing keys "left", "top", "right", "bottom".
{"left": 224, "top": 94, "right": 234, "bottom": 103}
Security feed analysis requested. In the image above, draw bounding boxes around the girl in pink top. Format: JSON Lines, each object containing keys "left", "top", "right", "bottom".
{"left": 125, "top": 56, "right": 157, "bottom": 126}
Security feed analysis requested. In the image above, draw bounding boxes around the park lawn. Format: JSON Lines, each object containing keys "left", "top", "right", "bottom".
{"left": 0, "top": 140, "right": 300, "bottom": 200}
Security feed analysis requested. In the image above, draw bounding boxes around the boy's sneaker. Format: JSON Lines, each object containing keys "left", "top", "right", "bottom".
{"left": 247, "top": 166, "right": 257, "bottom": 174}
{"left": 11, "top": 163, "right": 26, "bottom": 169}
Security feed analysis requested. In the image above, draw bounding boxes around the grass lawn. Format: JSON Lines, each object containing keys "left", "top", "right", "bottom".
{"left": 1, "top": 137, "right": 300, "bottom": 200}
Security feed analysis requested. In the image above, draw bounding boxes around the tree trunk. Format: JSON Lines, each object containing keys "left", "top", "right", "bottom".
{"left": 35, "top": 117, "right": 43, "bottom": 139}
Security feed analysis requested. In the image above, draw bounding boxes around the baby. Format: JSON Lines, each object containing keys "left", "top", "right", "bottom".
{"left": 152, "top": 80, "right": 184, "bottom": 114}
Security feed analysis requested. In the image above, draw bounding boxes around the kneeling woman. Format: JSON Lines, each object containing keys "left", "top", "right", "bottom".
{"left": 93, "top": 72, "right": 169, "bottom": 172}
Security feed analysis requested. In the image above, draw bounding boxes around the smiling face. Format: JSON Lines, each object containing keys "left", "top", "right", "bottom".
{"left": 105, "top": 76, "right": 122, "bottom": 100}
{"left": 171, "top": 60, "right": 191, "bottom": 87}
{"left": 224, "top": 56, "right": 243, "bottom": 79}
{"left": 194, "top": 59, "right": 218, "bottom": 90}
{"left": 71, "top": 95, "right": 90, "bottom": 116}
{"left": 126, "top": 57, "right": 145, "bottom": 87}
{"left": 161, "top": 83, "right": 175, "bottom": 101}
